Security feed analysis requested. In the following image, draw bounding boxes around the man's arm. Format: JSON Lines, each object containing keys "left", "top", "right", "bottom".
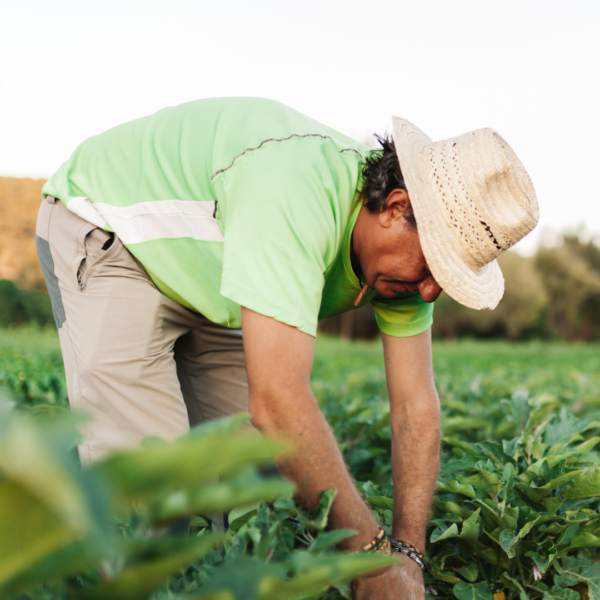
{"left": 242, "top": 306, "right": 378, "bottom": 547}
{"left": 382, "top": 328, "right": 441, "bottom": 598}
{"left": 242, "top": 307, "right": 407, "bottom": 598}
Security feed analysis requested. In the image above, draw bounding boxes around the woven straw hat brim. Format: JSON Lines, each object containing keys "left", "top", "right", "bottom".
{"left": 392, "top": 117, "right": 504, "bottom": 310}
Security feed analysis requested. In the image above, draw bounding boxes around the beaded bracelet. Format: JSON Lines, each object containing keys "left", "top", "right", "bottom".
{"left": 390, "top": 538, "right": 425, "bottom": 571}
{"left": 360, "top": 526, "right": 392, "bottom": 555}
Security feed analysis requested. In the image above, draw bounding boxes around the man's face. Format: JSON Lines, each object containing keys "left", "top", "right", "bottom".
{"left": 353, "top": 189, "right": 443, "bottom": 304}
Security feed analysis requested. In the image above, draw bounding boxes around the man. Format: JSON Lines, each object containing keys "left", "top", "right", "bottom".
{"left": 36, "top": 97, "right": 538, "bottom": 599}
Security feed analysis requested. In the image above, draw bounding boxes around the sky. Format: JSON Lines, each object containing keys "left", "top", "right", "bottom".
{"left": 1, "top": 0, "right": 599, "bottom": 254}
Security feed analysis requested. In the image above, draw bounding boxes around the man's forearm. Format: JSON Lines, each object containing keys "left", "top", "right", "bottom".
{"left": 241, "top": 308, "right": 379, "bottom": 551}
{"left": 251, "top": 389, "right": 380, "bottom": 551}
{"left": 390, "top": 398, "right": 441, "bottom": 550}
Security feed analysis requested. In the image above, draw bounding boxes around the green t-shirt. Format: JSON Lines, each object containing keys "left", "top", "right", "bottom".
{"left": 43, "top": 97, "right": 433, "bottom": 337}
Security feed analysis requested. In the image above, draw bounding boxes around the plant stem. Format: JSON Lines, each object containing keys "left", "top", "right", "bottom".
{"left": 493, "top": 548, "right": 502, "bottom": 591}
{"left": 476, "top": 548, "right": 490, "bottom": 587}
{"left": 516, "top": 550, "right": 527, "bottom": 588}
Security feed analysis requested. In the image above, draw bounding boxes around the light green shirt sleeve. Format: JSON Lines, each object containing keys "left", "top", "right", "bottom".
{"left": 218, "top": 141, "right": 347, "bottom": 337}
{"left": 371, "top": 293, "right": 434, "bottom": 337}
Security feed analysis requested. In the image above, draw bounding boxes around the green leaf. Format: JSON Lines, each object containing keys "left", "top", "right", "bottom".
{"left": 504, "top": 506, "right": 519, "bottom": 531}
{"left": 526, "top": 470, "right": 584, "bottom": 502}
{"left": 153, "top": 471, "right": 293, "bottom": 522}
{"left": 228, "top": 502, "right": 261, "bottom": 533}
{"left": 73, "top": 534, "right": 222, "bottom": 600}
{"left": 542, "top": 497, "right": 563, "bottom": 513}
{"left": 0, "top": 481, "right": 72, "bottom": 587}
{"left": 443, "top": 437, "right": 481, "bottom": 456}
{"left": 259, "top": 553, "right": 398, "bottom": 600}
{"left": 501, "top": 572, "right": 530, "bottom": 600}
{"left": 435, "top": 499, "right": 473, "bottom": 519}
{"left": 518, "top": 516, "right": 541, "bottom": 539}
{"left": 568, "top": 530, "right": 600, "bottom": 549}
{"left": 460, "top": 509, "right": 481, "bottom": 543}
{"left": 430, "top": 569, "right": 461, "bottom": 584}
{"left": 189, "top": 413, "right": 252, "bottom": 437}
{"left": 440, "top": 455, "right": 480, "bottom": 477}
{"left": 228, "top": 502, "right": 260, "bottom": 523}
{"left": 187, "top": 593, "right": 234, "bottom": 600}
{"left": 556, "top": 524, "right": 580, "bottom": 546}
{"left": 475, "top": 464, "right": 502, "bottom": 497}
{"left": 471, "top": 499, "right": 500, "bottom": 528}
{"left": 564, "top": 465, "right": 600, "bottom": 500}
{"left": 98, "top": 430, "right": 287, "bottom": 501}
{"left": 0, "top": 413, "right": 103, "bottom": 538}
{"left": 443, "top": 418, "right": 490, "bottom": 434}
{"left": 455, "top": 563, "right": 479, "bottom": 582}
{"left": 499, "top": 530, "right": 519, "bottom": 559}
{"left": 574, "top": 437, "right": 600, "bottom": 454}
{"left": 191, "top": 516, "right": 210, "bottom": 528}
{"left": 525, "top": 455, "right": 573, "bottom": 478}
{"left": 503, "top": 438, "right": 520, "bottom": 459}
{"left": 366, "top": 496, "right": 394, "bottom": 511}
{"left": 506, "top": 391, "right": 531, "bottom": 435}
{"left": 540, "top": 459, "right": 551, "bottom": 483}
{"left": 477, "top": 441, "right": 509, "bottom": 464}
{"left": 501, "top": 462, "right": 515, "bottom": 494}
{"left": 529, "top": 539, "right": 557, "bottom": 573}
{"left": 453, "top": 581, "right": 493, "bottom": 600}
{"left": 542, "top": 587, "right": 579, "bottom": 600}
{"left": 186, "top": 556, "right": 286, "bottom": 600}
{"left": 437, "top": 480, "right": 477, "bottom": 499}
{"left": 190, "top": 553, "right": 398, "bottom": 600}
{"left": 519, "top": 513, "right": 544, "bottom": 540}
{"left": 308, "top": 530, "right": 357, "bottom": 553}
{"left": 2, "top": 540, "right": 100, "bottom": 597}
{"left": 310, "top": 489, "right": 337, "bottom": 531}
{"left": 430, "top": 523, "right": 459, "bottom": 543}
{"left": 458, "top": 473, "right": 490, "bottom": 494}
{"left": 554, "top": 557, "right": 600, "bottom": 600}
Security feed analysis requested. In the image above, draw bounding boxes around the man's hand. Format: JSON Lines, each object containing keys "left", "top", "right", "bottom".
{"left": 352, "top": 563, "right": 409, "bottom": 600}
{"left": 398, "top": 559, "right": 425, "bottom": 600}
{"left": 241, "top": 307, "right": 380, "bottom": 551}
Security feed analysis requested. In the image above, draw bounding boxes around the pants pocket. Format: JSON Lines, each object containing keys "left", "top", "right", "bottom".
{"left": 76, "top": 226, "right": 116, "bottom": 290}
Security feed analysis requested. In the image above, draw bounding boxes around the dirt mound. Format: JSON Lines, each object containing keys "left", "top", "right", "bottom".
{"left": 0, "top": 177, "right": 46, "bottom": 289}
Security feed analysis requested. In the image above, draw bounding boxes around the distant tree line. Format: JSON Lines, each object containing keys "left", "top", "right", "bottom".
{"left": 319, "top": 232, "right": 600, "bottom": 342}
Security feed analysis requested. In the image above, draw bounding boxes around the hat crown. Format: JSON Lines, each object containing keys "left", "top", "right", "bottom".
{"left": 424, "top": 128, "right": 539, "bottom": 271}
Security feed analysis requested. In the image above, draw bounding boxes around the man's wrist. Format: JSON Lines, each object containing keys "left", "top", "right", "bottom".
{"left": 390, "top": 537, "right": 425, "bottom": 571}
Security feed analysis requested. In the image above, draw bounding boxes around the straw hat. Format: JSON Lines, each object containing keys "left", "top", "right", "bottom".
{"left": 391, "top": 117, "right": 539, "bottom": 310}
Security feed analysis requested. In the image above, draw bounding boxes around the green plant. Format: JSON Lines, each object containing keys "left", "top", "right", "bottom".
{"left": 4, "top": 330, "right": 600, "bottom": 599}
{"left": 360, "top": 392, "right": 600, "bottom": 600}
{"left": 0, "top": 404, "right": 393, "bottom": 600}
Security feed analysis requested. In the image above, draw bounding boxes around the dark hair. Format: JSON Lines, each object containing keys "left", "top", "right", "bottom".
{"left": 361, "top": 134, "right": 417, "bottom": 229}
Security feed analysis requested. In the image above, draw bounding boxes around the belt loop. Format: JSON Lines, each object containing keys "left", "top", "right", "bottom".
{"left": 46, "top": 195, "right": 59, "bottom": 204}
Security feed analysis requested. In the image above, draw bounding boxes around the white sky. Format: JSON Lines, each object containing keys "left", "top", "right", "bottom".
{"left": 1, "top": 0, "right": 599, "bottom": 253}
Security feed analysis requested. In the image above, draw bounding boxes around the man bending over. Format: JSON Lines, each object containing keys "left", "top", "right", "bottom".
{"left": 36, "top": 97, "right": 538, "bottom": 599}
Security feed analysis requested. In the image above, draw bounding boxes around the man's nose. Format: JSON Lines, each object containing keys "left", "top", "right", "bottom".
{"left": 418, "top": 275, "right": 443, "bottom": 303}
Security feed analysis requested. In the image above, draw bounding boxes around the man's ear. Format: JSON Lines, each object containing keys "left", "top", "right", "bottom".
{"left": 378, "top": 189, "right": 411, "bottom": 228}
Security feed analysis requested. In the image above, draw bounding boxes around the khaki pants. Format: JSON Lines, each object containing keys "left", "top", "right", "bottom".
{"left": 36, "top": 197, "right": 249, "bottom": 465}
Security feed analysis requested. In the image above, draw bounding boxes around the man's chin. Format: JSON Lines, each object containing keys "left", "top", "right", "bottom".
{"left": 372, "top": 284, "right": 399, "bottom": 299}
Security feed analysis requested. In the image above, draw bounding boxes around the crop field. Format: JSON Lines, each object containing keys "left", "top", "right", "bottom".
{"left": 2, "top": 328, "right": 600, "bottom": 600}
